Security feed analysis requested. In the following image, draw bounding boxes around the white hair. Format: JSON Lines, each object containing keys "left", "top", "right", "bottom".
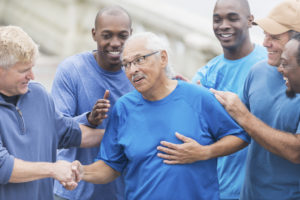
{"left": 123, "top": 32, "right": 175, "bottom": 78}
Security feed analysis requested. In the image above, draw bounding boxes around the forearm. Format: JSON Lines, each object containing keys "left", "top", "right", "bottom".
{"left": 79, "top": 124, "right": 105, "bottom": 148}
{"left": 9, "top": 159, "right": 55, "bottom": 183}
{"left": 239, "top": 112, "right": 300, "bottom": 163}
{"left": 82, "top": 160, "right": 120, "bottom": 184}
{"left": 205, "top": 135, "right": 248, "bottom": 159}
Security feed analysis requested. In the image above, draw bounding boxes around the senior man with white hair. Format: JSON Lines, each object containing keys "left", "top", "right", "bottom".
{"left": 66, "top": 32, "right": 250, "bottom": 199}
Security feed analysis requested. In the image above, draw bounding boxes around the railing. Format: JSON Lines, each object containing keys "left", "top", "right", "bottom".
{"left": 0, "top": 0, "right": 221, "bottom": 78}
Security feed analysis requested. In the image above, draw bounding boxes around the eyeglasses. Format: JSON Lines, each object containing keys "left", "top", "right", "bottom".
{"left": 122, "top": 51, "right": 159, "bottom": 71}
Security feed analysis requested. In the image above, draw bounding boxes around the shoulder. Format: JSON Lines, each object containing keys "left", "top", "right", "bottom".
{"left": 27, "top": 81, "right": 53, "bottom": 102}
{"left": 116, "top": 90, "right": 140, "bottom": 106}
{"left": 28, "top": 81, "right": 48, "bottom": 93}
{"left": 57, "top": 52, "right": 92, "bottom": 71}
{"left": 252, "top": 44, "right": 267, "bottom": 59}
{"left": 204, "top": 54, "right": 224, "bottom": 68}
{"left": 192, "top": 54, "right": 224, "bottom": 83}
{"left": 177, "top": 81, "right": 214, "bottom": 100}
{"left": 250, "top": 60, "right": 270, "bottom": 71}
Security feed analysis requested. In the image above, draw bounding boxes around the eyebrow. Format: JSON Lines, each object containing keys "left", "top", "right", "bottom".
{"left": 122, "top": 54, "right": 143, "bottom": 62}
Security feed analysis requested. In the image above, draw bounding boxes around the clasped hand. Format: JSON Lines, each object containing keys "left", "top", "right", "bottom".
{"left": 55, "top": 160, "right": 83, "bottom": 191}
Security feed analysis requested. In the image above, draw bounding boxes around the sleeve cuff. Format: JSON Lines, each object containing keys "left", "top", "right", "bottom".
{"left": 0, "top": 154, "right": 15, "bottom": 184}
{"left": 73, "top": 112, "right": 96, "bottom": 128}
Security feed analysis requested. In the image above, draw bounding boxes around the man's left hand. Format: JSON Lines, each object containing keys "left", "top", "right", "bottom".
{"left": 157, "top": 132, "right": 210, "bottom": 164}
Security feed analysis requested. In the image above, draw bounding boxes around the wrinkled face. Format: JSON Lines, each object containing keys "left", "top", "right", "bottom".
{"left": 122, "top": 38, "right": 167, "bottom": 97}
{"left": 92, "top": 13, "right": 131, "bottom": 69}
{"left": 0, "top": 62, "right": 35, "bottom": 96}
{"left": 263, "top": 31, "right": 290, "bottom": 67}
{"left": 213, "top": 0, "right": 251, "bottom": 50}
{"left": 280, "top": 39, "right": 300, "bottom": 97}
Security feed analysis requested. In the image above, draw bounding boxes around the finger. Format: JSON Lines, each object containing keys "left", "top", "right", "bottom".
{"left": 159, "top": 141, "right": 179, "bottom": 150}
{"left": 214, "top": 94, "right": 225, "bottom": 105}
{"left": 175, "top": 132, "right": 192, "bottom": 143}
{"left": 95, "top": 101, "right": 110, "bottom": 108}
{"left": 157, "top": 152, "right": 178, "bottom": 160}
{"left": 103, "top": 90, "right": 110, "bottom": 99}
{"left": 157, "top": 145, "right": 178, "bottom": 155}
{"left": 163, "top": 159, "right": 180, "bottom": 165}
{"left": 209, "top": 88, "right": 217, "bottom": 94}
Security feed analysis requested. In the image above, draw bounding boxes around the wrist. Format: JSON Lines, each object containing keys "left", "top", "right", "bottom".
{"left": 47, "top": 162, "right": 56, "bottom": 179}
{"left": 87, "top": 112, "right": 97, "bottom": 127}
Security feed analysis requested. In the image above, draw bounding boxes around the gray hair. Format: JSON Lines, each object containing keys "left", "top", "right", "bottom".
{"left": 124, "top": 32, "right": 175, "bottom": 78}
{"left": 0, "top": 26, "right": 39, "bottom": 69}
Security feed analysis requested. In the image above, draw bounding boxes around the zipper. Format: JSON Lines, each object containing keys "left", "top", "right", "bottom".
{"left": 16, "top": 106, "right": 26, "bottom": 134}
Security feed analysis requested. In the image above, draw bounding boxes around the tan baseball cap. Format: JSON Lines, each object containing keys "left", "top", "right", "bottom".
{"left": 253, "top": 0, "right": 300, "bottom": 34}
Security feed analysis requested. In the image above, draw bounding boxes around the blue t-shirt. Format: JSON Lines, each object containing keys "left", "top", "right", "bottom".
{"left": 241, "top": 61, "right": 300, "bottom": 200}
{"left": 51, "top": 51, "right": 134, "bottom": 200}
{"left": 192, "top": 44, "right": 267, "bottom": 199}
{"left": 97, "top": 81, "right": 250, "bottom": 200}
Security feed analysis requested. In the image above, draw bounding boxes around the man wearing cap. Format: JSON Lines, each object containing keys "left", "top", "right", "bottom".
{"left": 210, "top": 0, "right": 300, "bottom": 199}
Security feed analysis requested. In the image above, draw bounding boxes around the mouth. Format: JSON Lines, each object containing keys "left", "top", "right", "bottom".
{"left": 107, "top": 50, "right": 121, "bottom": 59}
{"left": 217, "top": 33, "right": 234, "bottom": 40}
{"left": 283, "top": 76, "right": 290, "bottom": 88}
{"left": 132, "top": 74, "right": 145, "bottom": 84}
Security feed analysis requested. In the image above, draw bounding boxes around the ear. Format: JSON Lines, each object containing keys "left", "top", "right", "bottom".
{"left": 160, "top": 50, "right": 168, "bottom": 69}
{"left": 92, "top": 28, "right": 97, "bottom": 41}
{"left": 248, "top": 14, "right": 254, "bottom": 28}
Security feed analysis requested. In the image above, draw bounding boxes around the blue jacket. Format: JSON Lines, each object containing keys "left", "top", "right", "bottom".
{"left": 0, "top": 82, "right": 81, "bottom": 200}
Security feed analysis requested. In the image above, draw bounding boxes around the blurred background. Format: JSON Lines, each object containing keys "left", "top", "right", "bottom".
{"left": 0, "top": 0, "right": 282, "bottom": 91}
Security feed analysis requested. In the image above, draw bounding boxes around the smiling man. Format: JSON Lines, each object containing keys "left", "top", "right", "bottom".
{"left": 279, "top": 33, "right": 300, "bottom": 97}
{"left": 192, "top": 1, "right": 266, "bottom": 199}
{"left": 159, "top": 0, "right": 266, "bottom": 199}
{"left": 0, "top": 25, "right": 108, "bottom": 200}
{"left": 51, "top": 6, "right": 134, "bottom": 200}
{"left": 64, "top": 32, "right": 250, "bottom": 200}
{"left": 210, "top": 0, "right": 300, "bottom": 199}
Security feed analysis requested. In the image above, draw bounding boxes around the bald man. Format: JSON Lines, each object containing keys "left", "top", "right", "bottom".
{"left": 157, "top": 0, "right": 266, "bottom": 199}
{"left": 51, "top": 6, "right": 134, "bottom": 200}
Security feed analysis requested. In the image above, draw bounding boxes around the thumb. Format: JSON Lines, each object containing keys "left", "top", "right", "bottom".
{"left": 209, "top": 88, "right": 217, "bottom": 94}
{"left": 103, "top": 90, "right": 110, "bottom": 99}
{"left": 175, "top": 132, "right": 192, "bottom": 143}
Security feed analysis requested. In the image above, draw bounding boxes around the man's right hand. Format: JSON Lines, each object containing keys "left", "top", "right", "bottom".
{"left": 60, "top": 160, "right": 83, "bottom": 190}
{"left": 88, "top": 90, "right": 110, "bottom": 126}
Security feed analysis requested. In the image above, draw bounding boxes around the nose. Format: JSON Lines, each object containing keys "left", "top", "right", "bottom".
{"left": 128, "top": 62, "right": 139, "bottom": 73}
{"left": 263, "top": 36, "right": 272, "bottom": 48}
{"left": 26, "top": 69, "right": 35, "bottom": 80}
{"left": 219, "top": 19, "right": 230, "bottom": 30}
{"left": 110, "top": 36, "right": 122, "bottom": 48}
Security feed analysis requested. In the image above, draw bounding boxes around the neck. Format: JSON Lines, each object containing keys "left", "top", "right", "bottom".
{"left": 224, "top": 39, "right": 254, "bottom": 60}
{"left": 93, "top": 51, "right": 122, "bottom": 72}
{"left": 142, "top": 77, "right": 177, "bottom": 101}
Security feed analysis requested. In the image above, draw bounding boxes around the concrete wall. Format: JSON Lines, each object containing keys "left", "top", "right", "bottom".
{"left": 0, "top": 0, "right": 221, "bottom": 78}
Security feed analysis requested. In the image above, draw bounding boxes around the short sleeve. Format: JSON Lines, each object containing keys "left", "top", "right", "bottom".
{"left": 96, "top": 105, "right": 128, "bottom": 172}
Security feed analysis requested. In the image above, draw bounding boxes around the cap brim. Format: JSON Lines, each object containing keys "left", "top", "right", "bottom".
{"left": 253, "top": 18, "right": 290, "bottom": 35}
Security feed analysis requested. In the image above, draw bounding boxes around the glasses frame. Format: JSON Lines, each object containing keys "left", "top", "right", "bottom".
{"left": 122, "top": 51, "right": 160, "bottom": 71}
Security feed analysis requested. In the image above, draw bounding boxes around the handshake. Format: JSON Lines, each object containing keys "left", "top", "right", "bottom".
{"left": 52, "top": 160, "right": 83, "bottom": 191}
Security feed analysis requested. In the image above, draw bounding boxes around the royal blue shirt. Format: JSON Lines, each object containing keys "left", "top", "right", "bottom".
{"left": 97, "top": 81, "right": 250, "bottom": 200}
